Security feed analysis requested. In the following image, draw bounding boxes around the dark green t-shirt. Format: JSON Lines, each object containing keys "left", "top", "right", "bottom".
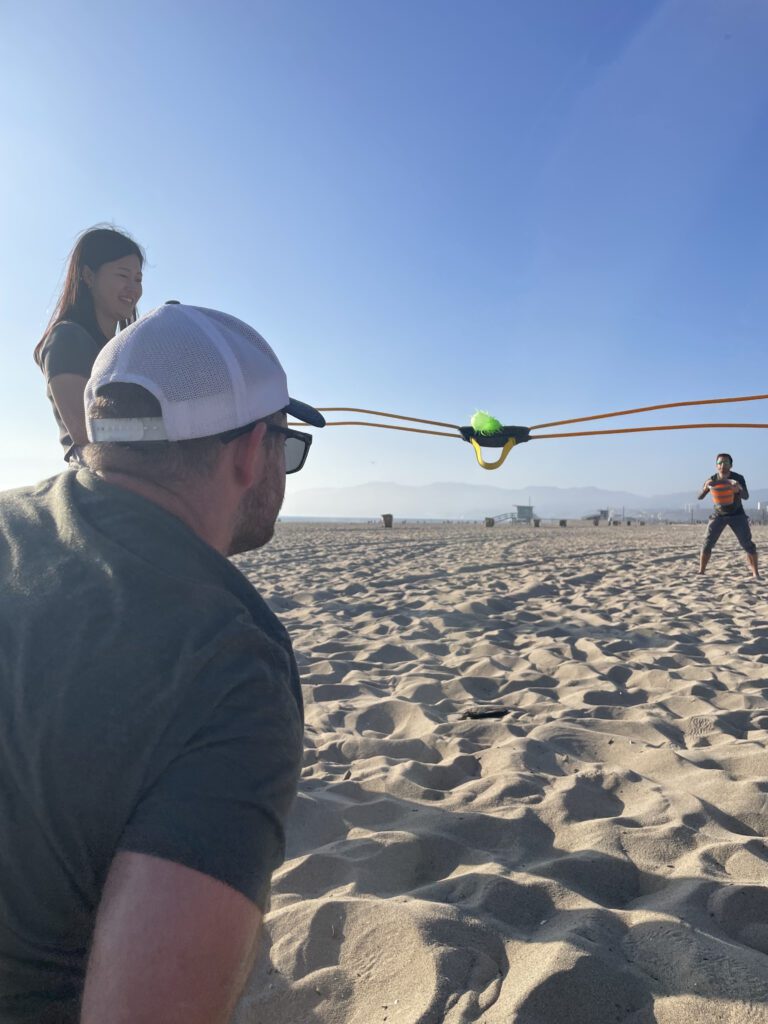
{"left": 0, "top": 470, "right": 303, "bottom": 1023}
{"left": 38, "top": 321, "right": 107, "bottom": 459}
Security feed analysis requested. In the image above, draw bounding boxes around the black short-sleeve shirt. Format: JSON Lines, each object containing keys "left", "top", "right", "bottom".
{"left": 0, "top": 470, "right": 303, "bottom": 1022}
{"left": 38, "top": 321, "right": 107, "bottom": 457}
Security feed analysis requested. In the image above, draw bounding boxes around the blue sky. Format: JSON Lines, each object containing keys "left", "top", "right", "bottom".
{"left": 2, "top": 0, "right": 767, "bottom": 510}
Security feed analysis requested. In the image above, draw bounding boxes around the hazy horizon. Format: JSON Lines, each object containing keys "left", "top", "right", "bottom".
{"left": 281, "top": 477, "right": 768, "bottom": 520}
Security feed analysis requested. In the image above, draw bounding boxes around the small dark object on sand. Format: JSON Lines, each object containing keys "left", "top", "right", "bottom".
{"left": 460, "top": 705, "right": 510, "bottom": 720}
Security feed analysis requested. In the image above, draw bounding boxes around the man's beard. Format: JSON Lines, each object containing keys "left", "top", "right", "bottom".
{"left": 228, "top": 463, "right": 285, "bottom": 556}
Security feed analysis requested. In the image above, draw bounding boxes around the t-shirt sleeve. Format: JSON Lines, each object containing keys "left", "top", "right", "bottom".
{"left": 117, "top": 639, "right": 303, "bottom": 910}
{"left": 40, "top": 322, "right": 99, "bottom": 380}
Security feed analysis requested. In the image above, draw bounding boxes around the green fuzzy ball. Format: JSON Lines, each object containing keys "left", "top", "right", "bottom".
{"left": 471, "top": 410, "right": 504, "bottom": 435}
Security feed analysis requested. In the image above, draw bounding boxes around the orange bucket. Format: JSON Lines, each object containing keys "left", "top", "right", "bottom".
{"left": 710, "top": 481, "right": 736, "bottom": 506}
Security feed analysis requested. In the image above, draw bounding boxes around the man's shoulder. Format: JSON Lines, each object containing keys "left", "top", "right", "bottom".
{"left": 0, "top": 474, "right": 67, "bottom": 522}
{"left": 215, "top": 605, "right": 303, "bottom": 716}
{"left": 730, "top": 471, "right": 747, "bottom": 484}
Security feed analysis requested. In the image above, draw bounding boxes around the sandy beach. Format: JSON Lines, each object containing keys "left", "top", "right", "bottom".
{"left": 234, "top": 521, "right": 768, "bottom": 1024}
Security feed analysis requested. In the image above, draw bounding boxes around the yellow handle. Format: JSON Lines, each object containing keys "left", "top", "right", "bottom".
{"left": 470, "top": 437, "right": 517, "bottom": 470}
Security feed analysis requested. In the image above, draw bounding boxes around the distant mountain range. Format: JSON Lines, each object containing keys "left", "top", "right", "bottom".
{"left": 282, "top": 481, "right": 768, "bottom": 521}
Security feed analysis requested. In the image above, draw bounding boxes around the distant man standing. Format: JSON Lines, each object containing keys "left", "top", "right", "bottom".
{"left": 697, "top": 453, "right": 759, "bottom": 578}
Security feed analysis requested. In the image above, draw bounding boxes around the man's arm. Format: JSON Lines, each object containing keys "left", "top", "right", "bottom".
{"left": 697, "top": 478, "right": 712, "bottom": 500}
{"left": 80, "top": 852, "right": 262, "bottom": 1024}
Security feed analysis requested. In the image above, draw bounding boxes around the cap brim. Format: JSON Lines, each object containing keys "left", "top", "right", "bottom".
{"left": 286, "top": 398, "right": 325, "bottom": 428}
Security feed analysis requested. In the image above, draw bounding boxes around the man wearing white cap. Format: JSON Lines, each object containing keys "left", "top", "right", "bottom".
{"left": 0, "top": 304, "right": 324, "bottom": 1023}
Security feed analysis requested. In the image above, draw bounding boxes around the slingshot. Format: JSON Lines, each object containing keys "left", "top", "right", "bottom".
{"left": 290, "top": 392, "right": 768, "bottom": 471}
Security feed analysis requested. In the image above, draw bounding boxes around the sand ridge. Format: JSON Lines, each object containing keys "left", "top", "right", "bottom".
{"left": 235, "top": 522, "right": 768, "bottom": 1023}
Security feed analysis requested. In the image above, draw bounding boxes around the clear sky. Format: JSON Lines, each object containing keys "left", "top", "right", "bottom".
{"left": 2, "top": 0, "right": 767, "bottom": 510}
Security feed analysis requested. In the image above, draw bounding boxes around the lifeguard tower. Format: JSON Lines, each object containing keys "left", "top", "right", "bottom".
{"left": 485, "top": 505, "right": 535, "bottom": 527}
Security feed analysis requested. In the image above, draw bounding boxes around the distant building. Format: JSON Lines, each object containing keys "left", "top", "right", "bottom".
{"left": 488, "top": 505, "right": 536, "bottom": 525}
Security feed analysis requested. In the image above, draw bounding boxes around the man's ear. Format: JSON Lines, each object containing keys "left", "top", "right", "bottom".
{"left": 230, "top": 422, "right": 268, "bottom": 488}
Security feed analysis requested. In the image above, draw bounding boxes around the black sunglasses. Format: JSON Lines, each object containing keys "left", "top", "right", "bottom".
{"left": 266, "top": 424, "right": 313, "bottom": 474}
{"left": 219, "top": 420, "right": 312, "bottom": 474}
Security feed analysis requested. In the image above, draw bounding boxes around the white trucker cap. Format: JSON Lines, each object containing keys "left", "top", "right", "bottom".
{"left": 85, "top": 303, "right": 325, "bottom": 442}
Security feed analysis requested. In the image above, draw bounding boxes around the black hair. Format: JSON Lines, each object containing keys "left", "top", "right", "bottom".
{"left": 34, "top": 225, "right": 144, "bottom": 366}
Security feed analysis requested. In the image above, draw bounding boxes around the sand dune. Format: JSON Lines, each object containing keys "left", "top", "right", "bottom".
{"left": 235, "top": 522, "right": 768, "bottom": 1023}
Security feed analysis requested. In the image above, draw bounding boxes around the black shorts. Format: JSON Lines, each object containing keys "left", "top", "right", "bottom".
{"left": 702, "top": 512, "right": 756, "bottom": 554}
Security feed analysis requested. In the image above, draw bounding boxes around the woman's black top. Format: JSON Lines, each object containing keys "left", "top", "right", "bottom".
{"left": 38, "top": 321, "right": 107, "bottom": 460}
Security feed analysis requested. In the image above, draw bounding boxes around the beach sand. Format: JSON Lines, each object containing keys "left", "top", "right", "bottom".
{"left": 234, "top": 521, "right": 768, "bottom": 1023}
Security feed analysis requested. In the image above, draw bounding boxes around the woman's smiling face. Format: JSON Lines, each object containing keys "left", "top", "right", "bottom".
{"left": 85, "top": 254, "right": 143, "bottom": 325}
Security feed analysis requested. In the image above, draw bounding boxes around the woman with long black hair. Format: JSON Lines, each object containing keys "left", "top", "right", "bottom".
{"left": 34, "top": 226, "right": 145, "bottom": 462}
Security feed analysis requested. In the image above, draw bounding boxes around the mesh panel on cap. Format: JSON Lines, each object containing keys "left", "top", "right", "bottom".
{"left": 198, "top": 308, "right": 288, "bottom": 419}
{"left": 123, "top": 315, "right": 231, "bottom": 402}
{"left": 202, "top": 309, "right": 281, "bottom": 365}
